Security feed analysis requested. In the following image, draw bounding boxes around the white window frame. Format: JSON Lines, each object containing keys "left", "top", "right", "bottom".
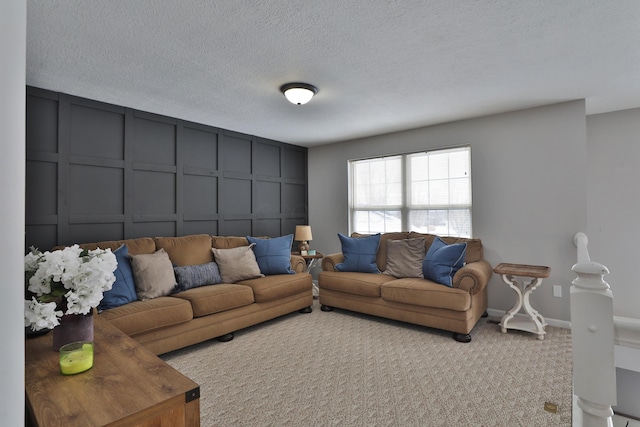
{"left": 348, "top": 146, "right": 472, "bottom": 237}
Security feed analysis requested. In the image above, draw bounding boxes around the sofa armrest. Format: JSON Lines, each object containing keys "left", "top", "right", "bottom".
{"left": 321, "top": 253, "right": 344, "bottom": 271}
{"left": 290, "top": 255, "right": 306, "bottom": 273}
{"left": 452, "top": 259, "right": 493, "bottom": 295}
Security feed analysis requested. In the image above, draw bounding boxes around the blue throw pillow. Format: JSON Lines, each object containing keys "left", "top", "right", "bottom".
{"left": 173, "top": 262, "right": 222, "bottom": 292}
{"left": 335, "top": 233, "right": 381, "bottom": 273}
{"left": 422, "top": 237, "right": 467, "bottom": 287}
{"left": 99, "top": 244, "right": 138, "bottom": 311}
{"left": 246, "top": 234, "right": 295, "bottom": 275}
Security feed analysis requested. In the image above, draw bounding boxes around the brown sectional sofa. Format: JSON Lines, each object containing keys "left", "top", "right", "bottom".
{"left": 318, "top": 232, "right": 492, "bottom": 342}
{"left": 70, "top": 234, "right": 313, "bottom": 355}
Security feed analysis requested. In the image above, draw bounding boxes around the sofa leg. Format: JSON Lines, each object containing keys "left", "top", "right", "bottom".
{"left": 320, "top": 305, "right": 334, "bottom": 312}
{"left": 481, "top": 311, "right": 488, "bottom": 318}
{"left": 453, "top": 332, "right": 472, "bottom": 343}
{"left": 299, "top": 306, "right": 313, "bottom": 313}
{"left": 215, "top": 332, "right": 234, "bottom": 342}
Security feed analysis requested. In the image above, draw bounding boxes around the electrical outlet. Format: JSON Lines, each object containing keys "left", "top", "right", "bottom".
{"left": 553, "top": 285, "right": 562, "bottom": 298}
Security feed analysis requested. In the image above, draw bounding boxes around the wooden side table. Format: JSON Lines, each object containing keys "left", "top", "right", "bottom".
{"left": 293, "top": 251, "right": 324, "bottom": 297}
{"left": 493, "top": 262, "right": 550, "bottom": 340}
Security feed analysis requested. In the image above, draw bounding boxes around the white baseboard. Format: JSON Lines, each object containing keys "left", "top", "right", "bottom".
{"left": 613, "top": 316, "right": 640, "bottom": 373}
{"left": 486, "top": 308, "right": 571, "bottom": 329}
{"left": 614, "top": 316, "right": 640, "bottom": 349}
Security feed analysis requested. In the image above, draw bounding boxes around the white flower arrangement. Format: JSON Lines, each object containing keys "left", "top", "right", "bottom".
{"left": 24, "top": 245, "right": 117, "bottom": 331}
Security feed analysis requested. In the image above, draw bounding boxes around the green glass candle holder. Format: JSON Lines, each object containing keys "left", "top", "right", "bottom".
{"left": 59, "top": 341, "right": 94, "bottom": 375}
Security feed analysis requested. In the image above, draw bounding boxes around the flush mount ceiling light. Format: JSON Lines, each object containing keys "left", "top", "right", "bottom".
{"left": 280, "top": 82, "right": 318, "bottom": 105}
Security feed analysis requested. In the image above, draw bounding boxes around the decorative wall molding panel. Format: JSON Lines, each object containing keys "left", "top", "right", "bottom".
{"left": 26, "top": 86, "right": 308, "bottom": 250}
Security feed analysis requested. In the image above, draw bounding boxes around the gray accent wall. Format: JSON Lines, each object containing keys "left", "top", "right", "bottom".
{"left": 26, "top": 86, "right": 308, "bottom": 250}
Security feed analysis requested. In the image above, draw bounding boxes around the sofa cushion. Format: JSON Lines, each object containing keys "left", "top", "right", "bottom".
{"left": 173, "top": 262, "right": 222, "bottom": 292}
{"left": 99, "top": 244, "right": 138, "bottom": 311}
{"left": 247, "top": 234, "right": 295, "bottom": 275}
{"left": 212, "top": 244, "right": 265, "bottom": 283}
{"left": 73, "top": 237, "right": 156, "bottom": 256}
{"left": 381, "top": 278, "right": 471, "bottom": 311}
{"left": 335, "top": 233, "right": 381, "bottom": 273}
{"left": 130, "top": 248, "right": 177, "bottom": 300}
{"left": 422, "top": 237, "right": 466, "bottom": 287}
{"left": 211, "top": 235, "right": 249, "bottom": 249}
{"left": 154, "top": 234, "right": 214, "bottom": 266}
{"left": 352, "top": 232, "right": 411, "bottom": 273}
{"left": 172, "top": 284, "right": 255, "bottom": 317}
{"left": 98, "top": 296, "right": 193, "bottom": 336}
{"left": 238, "top": 273, "right": 312, "bottom": 303}
{"left": 318, "top": 271, "right": 396, "bottom": 298}
{"left": 383, "top": 238, "right": 425, "bottom": 278}
{"left": 408, "top": 232, "right": 483, "bottom": 263}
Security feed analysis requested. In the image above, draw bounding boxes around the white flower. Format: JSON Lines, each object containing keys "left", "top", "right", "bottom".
{"left": 24, "top": 297, "right": 63, "bottom": 331}
{"left": 24, "top": 250, "right": 41, "bottom": 272}
{"left": 24, "top": 245, "right": 117, "bottom": 330}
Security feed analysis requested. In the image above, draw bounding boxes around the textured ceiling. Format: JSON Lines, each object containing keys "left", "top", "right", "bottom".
{"left": 26, "top": 1, "right": 640, "bottom": 147}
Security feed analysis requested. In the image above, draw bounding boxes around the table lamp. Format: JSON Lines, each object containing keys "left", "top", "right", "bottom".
{"left": 295, "top": 225, "right": 313, "bottom": 253}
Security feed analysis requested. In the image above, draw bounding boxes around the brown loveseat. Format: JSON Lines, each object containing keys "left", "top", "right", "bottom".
{"left": 66, "top": 234, "right": 313, "bottom": 355}
{"left": 318, "top": 232, "right": 492, "bottom": 342}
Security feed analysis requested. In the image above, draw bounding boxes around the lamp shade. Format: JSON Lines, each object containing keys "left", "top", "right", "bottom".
{"left": 280, "top": 83, "right": 318, "bottom": 105}
{"left": 295, "top": 225, "right": 313, "bottom": 242}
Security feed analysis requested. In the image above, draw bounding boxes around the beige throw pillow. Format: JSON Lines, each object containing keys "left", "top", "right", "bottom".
{"left": 383, "top": 238, "right": 426, "bottom": 278}
{"left": 212, "top": 244, "right": 264, "bottom": 283}
{"left": 130, "top": 248, "right": 177, "bottom": 300}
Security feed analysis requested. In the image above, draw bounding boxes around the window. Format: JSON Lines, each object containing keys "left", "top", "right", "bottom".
{"left": 349, "top": 146, "right": 472, "bottom": 237}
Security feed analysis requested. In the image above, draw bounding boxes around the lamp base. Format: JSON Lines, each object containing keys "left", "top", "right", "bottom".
{"left": 298, "top": 241, "right": 310, "bottom": 253}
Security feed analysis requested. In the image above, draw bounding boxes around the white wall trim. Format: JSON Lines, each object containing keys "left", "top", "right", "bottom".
{"left": 614, "top": 316, "right": 640, "bottom": 349}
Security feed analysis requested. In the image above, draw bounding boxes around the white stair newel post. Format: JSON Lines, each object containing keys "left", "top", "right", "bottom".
{"left": 571, "top": 232, "right": 616, "bottom": 427}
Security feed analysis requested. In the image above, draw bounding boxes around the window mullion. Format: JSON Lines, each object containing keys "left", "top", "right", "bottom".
{"left": 401, "top": 154, "right": 409, "bottom": 231}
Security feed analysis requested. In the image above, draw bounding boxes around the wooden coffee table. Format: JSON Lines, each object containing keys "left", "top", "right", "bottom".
{"left": 25, "top": 315, "right": 200, "bottom": 426}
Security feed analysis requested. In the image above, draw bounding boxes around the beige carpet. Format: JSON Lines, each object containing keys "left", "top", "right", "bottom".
{"left": 162, "top": 300, "right": 572, "bottom": 426}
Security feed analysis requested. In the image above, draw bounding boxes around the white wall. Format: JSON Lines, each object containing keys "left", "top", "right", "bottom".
{"left": 309, "top": 101, "right": 588, "bottom": 322}
{"left": 586, "top": 108, "right": 640, "bottom": 319}
{"left": 0, "top": 1, "right": 26, "bottom": 425}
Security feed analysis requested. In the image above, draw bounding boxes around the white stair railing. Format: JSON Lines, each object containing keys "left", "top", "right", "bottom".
{"left": 571, "top": 232, "right": 616, "bottom": 427}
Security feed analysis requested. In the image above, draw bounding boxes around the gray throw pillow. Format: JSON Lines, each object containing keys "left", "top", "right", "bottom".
{"left": 173, "top": 262, "right": 222, "bottom": 292}
{"left": 211, "top": 244, "right": 264, "bottom": 283}
{"left": 383, "top": 238, "right": 426, "bottom": 278}
{"left": 130, "top": 248, "right": 177, "bottom": 300}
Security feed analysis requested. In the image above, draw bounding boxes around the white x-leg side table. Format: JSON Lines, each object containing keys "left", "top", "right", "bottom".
{"left": 293, "top": 252, "right": 324, "bottom": 298}
{"left": 494, "top": 263, "right": 551, "bottom": 340}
